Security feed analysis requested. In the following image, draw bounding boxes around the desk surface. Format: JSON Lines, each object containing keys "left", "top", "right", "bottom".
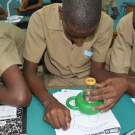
{"left": 113, "top": 16, "right": 121, "bottom": 31}
{"left": 27, "top": 87, "right": 135, "bottom": 135}
{"left": 123, "top": 2, "right": 135, "bottom": 7}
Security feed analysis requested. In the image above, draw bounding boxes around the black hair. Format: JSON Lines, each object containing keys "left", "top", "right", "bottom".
{"left": 62, "top": 0, "right": 102, "bottom": 30}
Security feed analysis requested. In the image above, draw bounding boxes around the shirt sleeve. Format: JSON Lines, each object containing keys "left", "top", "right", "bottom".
{"left": 111, "top": 0, "right": 117, "bottom": 8}
{"left": 91, "top": 17, "right": 114, "bottom": 62}
{"left": 0, "top": 38, "right": 22, "bottom": 76}
{"left": 109, "top": 22, "right": 132, "bottom": 74}
{"left": 23, "top": 12, "right": 46, "bottom": 63}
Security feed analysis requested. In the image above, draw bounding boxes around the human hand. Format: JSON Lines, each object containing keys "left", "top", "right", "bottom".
{"left": 111, "top": 12, "right": 118, "bottom": 19}
{"left": 43, "top": 100, "right": 71, "bottom": 129}
{"left": 86, "top": 77, "right": 128, "bottom": 113}
{"left": 19, "top": 7, "right": 27, "bottom": 12}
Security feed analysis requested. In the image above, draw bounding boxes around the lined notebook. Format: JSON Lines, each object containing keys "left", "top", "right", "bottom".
{"left": 0, "top": 106, "right": 26, "bottom": 135}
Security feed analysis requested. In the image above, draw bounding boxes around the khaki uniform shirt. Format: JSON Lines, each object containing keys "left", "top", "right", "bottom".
{"left": 0, "top": 21, "right": 25, "bottom": 76}
{"left": 108, "top": 12, "right": 135, "bottom": 74}
{"left": 23, "top": 3, "right": 113, "bottom": 79}
{"left": 102, "top": 0, "right": 117, "bottom": 14}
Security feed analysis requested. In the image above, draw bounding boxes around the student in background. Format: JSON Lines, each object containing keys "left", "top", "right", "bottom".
{"left": 87, "top": 7, "right": 135, "bottom": 112}
{"left": 102, "top": 0, "right": 118, "bottom": 19}
{"left": 0, "top": 21, "right": 31, "bottom": 107}
{"left": 0, "top": 5, "right": 7, "bottom": 20}
{"left": 19, "top": 0, "right": 43, "bottom": 16}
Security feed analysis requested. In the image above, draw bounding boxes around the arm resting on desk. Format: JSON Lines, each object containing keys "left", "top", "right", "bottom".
{"left": 23, "top": 59, "right": 71, "bottom": 129}
{"left": 0, "top": 7, "right": 7, "bottom": 19}
{"left": 21, "top": 0, "right": 43, "bottom": 10}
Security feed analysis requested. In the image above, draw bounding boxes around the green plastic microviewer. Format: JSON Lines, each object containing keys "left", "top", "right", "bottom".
{"left": 66, "top": 78, "right": 104, "bottom": 115}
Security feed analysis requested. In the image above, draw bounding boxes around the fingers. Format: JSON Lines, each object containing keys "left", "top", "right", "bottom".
{"left": 65, "top": 109, "right": 71, "bottom": 128}
{"left": 44, "top": 111, "right": 60, "bottom": 128}
{"left": 87, "top": 87, "right": 114, "bottom": 101}
{"left": 44, "top": 107, "right": 71, "bottom": 129}
{"left": 92, "top": 99, "right": 117, "bottom": 113}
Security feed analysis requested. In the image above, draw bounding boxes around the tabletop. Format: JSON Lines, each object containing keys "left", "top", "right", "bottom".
{"left": 27, "top": 87, "right": 135, "bottom": 135}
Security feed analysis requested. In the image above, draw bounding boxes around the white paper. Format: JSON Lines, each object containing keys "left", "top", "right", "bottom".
{"left": 131, "top": 98, "right": 135, "bottom": 103}
{"left": 0, "top": 105, "right": 17, "bottom": 120}
{"left": 54, "top": 89, "right": 120, "bottom": 135}
{"left": 4, "top": 15, "right": 23, "bottom": 23}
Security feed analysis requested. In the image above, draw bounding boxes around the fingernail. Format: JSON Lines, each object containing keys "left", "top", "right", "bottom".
{"left": 92, "top": 108, "right": 95, "bottom": 111}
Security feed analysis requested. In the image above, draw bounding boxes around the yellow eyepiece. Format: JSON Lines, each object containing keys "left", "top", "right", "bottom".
{"left": 85, "top": 78, "right": 96, "bottom": 85}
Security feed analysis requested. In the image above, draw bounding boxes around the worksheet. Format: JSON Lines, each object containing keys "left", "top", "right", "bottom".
{"left": 53, "top": 90, "right": 120, "bottom": 135}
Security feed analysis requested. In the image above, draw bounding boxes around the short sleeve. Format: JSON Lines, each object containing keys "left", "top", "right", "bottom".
{"left": 0, "top": 38, "right": 22, "bottom": 76}
{"left": 23, "top": 12, "right": 46, "bottom": 63}
{"left": 109, "top": 23, "right": 132, "bottom": 74}
{"left": 111, "top": 0, "right": 117, "bottom": 8}
{"left": 91, "top": 17, "right": 113, "bottom": 62}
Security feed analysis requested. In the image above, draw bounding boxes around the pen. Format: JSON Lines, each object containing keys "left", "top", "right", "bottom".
{"left": 124, "top": 128, "right": 135, "bottom": 135}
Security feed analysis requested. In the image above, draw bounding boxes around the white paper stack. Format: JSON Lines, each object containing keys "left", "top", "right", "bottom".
{"left": 53, "top": 89, "right": 121, "bottom": 135}
{"left": 4, "top": 15, "right": 24, "bottom": 23}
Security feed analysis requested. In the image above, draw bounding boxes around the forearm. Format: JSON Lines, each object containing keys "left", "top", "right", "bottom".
{"left": 25, "top": 3, "right": 42, "bottom": 10}
{"left": 22, "top": 0, "right": 29, "bottom": 8}
{"left": 112, "top": 7, "right": 118, "bottom": 14}
{"left": 0, "top": 86, "right": 19, "bottom": 106}
{"left": 91, "top": 68, "right": 135, "bottom": 97}
{"left": 23, "top": 72, "right": 57, "bottom": 108}
{"left": 0, "top": 13, "right": 7, "bottom": 20}
{"left": 119, "top": 74, "right": 135, "bottom": 97}
{"left": 90, "top": 68, "right": 117, "bottom": 83}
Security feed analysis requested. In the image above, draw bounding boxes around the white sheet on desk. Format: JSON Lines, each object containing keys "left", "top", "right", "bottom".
{"left": 53, "top": 90, "right": 120, "bottom": 135}
{"left": 4, "top": 15, "right": 24, "bottom": 23}
{"left": 131, "top": 98, "right": 135, "bottom": 103}
{"left": 7, "top": 15, "right": 23, "bottom": 21}
{"left": 0, "top": 105, "right": 17, "bottom": 120}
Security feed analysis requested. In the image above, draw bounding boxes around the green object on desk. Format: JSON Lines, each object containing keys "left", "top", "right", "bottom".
{"left": 27, "top": 87, "right": 135, "bottom": 135}
{"left": 66, "top": 92, "right": 103, "bottom": 115}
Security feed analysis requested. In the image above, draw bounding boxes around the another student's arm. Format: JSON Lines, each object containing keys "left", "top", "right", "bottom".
{"left": 0, "top": 7, "right": 7, "bottom": 19}
{"left": 23, "top": 59, "right": 71, "bottom": 129}
{"left": 0, "top": 65, "right": 31, "bottom": 107}
{"left": 110, "top": 0, "right": 118, "bottom": 19}
{"left": 21, "top": 0, "right": 42, "bottom": 10}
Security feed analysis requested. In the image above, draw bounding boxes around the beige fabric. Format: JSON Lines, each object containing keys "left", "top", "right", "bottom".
{"left": 0, "top": 21, "right": 25, "bottom": 76}
{"left": 106, "top": 12, "right": 135, "bottom": 74}
{"left": 44, "top": 74, "right": 88, "bottom": 87}
{"left": 23, "top": 4, "right": 113, "bottom": 81}
{"left": 102, "top": 0, "right": 117, "bottom": 14}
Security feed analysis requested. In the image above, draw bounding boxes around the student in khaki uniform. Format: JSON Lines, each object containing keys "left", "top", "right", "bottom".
{"left": 0, "top": 5, "right": 7, "bottom": 20}
{"left": 0, "top": 21, "right": 31, "bottom": 107}
{"left": 102, "top": 0, "right": 118, "bottom": 19}
{"left": 87, "top": 7, "right": 135, "bottom": 112}
{"left": 23, "top": 0, "right": 127, "bottom": 129}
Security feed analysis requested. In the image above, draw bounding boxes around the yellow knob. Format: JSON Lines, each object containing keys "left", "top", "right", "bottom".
{"left": 85, "top": 78, "right": 96, "bottom": 85}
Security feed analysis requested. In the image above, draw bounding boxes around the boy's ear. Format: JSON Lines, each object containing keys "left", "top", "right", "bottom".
{"left": 58, "top": 6, "right": 62, "bottom": 19}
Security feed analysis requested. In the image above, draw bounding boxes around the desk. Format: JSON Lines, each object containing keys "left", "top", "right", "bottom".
{"left": 123, "top": 2, "right": 135, "bottom": 14}
{"left": 27, "top": 87, "right": 135, "bottom": 135}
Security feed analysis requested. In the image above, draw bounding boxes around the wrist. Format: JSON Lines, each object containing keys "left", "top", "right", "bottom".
{"left": 42, "top": 92, "right": 58, "bottom": 108}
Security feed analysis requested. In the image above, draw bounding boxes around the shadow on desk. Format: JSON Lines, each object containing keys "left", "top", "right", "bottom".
{"left": 16, "top": 21, "right": 29, "bottom": 29}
